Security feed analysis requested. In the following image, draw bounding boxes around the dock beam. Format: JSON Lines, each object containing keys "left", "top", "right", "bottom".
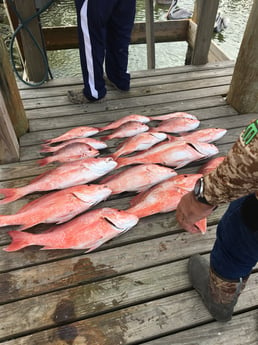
{"left": 227, "top": 0, "right": 258, "bottom": 113}
{"left": 0, "top": 36, "right": 28, "bottom": 163}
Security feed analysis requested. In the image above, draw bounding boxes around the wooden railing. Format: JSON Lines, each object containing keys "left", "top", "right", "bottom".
{"left": 4, "top": 0, "right": 230, "bottom": 83}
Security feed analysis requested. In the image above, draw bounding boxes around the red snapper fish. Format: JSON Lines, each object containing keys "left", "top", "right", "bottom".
{"left": 116, "top": 141, "right": 219, "bottom": 169}
{"left": 99, "top": 164, "right": 177, "bottom": 194}
{"left": 38, "top": 143, "right": 99, "bottom": 166}
{"left": 168, "top": 128, "right": 227, "bottom": 143}
{"left": 101, "top": 121, "right": 149, "bottom": 141}
{"left": 150, "top": 112, "right": 198, "bottom": 121}
{"left": 129, "top": 173, "right": 202, "bottom": 210}
{"left": 111, "top": 132, "right": 167, "bottom": 159}
{"left": 0, "top": 157, "right": 117, "bottom": 204}
{"left": 4, "top": 208, "right": 139, "bottom": 252}
{"left": 0, "top": 184, "right": 112, "bottom": 230}
{"left": 44, "top": 126, "right": 100, "bottom": 145}
{"left": 198, "top": 156, "right": 226, "bottom": 175}
{"left": 40, "top": 137, "right": 107, "bottom": 153}
{"left": 127, "top": 184, "right": 187, "bottom": 218}
{"left": 150, "top": 117, "right": 200, "bottom": 134}
{"left": 99, "top": 114, "right": 150, "bottom": 132}
{"left": 127, "top": 174, "right": 207, "bottom": 233}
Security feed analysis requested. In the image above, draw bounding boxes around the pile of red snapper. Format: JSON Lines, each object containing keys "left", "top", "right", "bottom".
{"left": 0, "top": 112, "right": 227, "bottom": 252}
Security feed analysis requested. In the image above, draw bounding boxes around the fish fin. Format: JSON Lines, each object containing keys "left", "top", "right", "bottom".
{"left": 174, "top": 161, "right": 189, "bottom": 169}
{"left": 3, "top": 231, "right": 34, "bottom": 252}
{"left": 71, "top": 191, "right": 93, "bottom": 203}
{"left": 85, "top": 244, "right": 101, "bottom": 253}
{"left": 18, "top": 221, "right": 40, "bottom": 230}
{"left": 40, "top": 146, "right": 52, "bottom": 153}
{"left": 40, "top": 246, "right": 55, "bottom": 250}
{"left": 0, "top": 188, "right": 25, "bottom": 204}
{"left": 129, "top": 190, "right": 147, "bottom": 206}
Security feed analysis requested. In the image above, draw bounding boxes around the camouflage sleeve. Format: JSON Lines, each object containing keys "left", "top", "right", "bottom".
{"left": 203, "top": 119, "right": 258, "bottom": 205}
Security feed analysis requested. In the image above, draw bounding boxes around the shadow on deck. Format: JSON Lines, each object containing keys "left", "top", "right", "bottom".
{"left": 0, "top": 60, "right": 257, "bottom": 345}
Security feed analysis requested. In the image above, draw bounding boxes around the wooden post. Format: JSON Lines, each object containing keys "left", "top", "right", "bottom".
{"left": 188, "top": 0, "right": 219, "bottom": 65}
{"left": 13, "top": 0, "right": 47, "bottom": 83}
{"left": 145, "top": 0, "right": 155, "bottom": 69}
{"left": 0, "top": 36, "right": 28, "bottom": 138}
{"left": 227, "top": 0, "right": 258, "bottom": 113}
{"left": 3, "top": 0, "right": 25, "bottom": 64}
{"left": 0, "top": 91, "right": 20, "bottom": 164}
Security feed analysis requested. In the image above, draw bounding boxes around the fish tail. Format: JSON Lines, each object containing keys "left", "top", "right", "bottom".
{"left": 43, "top": 138, "right": 54, "bottom": 144}
{"left": 3, "top": 231, "right": 34, "bottom": 252}
{"left": 0, "top": 188, "right": 24, "bottom": 204}
{"left": 40, "top": 145, "right": 56, "bottom": 153}
{"left": 37, "top": 157, "right": 51, "bottom": 166}
{"left": 98, "top": 128, "right": 106, "bottom": 132}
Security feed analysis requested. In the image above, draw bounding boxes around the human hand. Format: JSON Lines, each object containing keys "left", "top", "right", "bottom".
{"left": 176, "top": 192, "right": 216, "bottom": 233}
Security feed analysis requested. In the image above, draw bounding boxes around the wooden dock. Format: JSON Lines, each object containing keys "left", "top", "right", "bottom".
{"left": 0, "top": 60, "right": 257, "bottom": 345}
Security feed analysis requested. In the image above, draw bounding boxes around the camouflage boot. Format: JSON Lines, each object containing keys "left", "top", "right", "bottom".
{"left": 188, "top": 254, "right": 248, "bottom": 322}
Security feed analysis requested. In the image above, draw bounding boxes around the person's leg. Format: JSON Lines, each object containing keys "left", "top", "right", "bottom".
{"left": 188, "top": 194, "right": 258, "bottom": 321}
{"left": 105, "top": 0, "right": 136, "bottom": 91}
{"left": 69, "top": 0, "right": 111, "bottom": 103}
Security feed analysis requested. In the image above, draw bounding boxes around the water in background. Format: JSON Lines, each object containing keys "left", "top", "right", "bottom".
{"left": 41, "top": 0, "right": 253, "bottom": 78}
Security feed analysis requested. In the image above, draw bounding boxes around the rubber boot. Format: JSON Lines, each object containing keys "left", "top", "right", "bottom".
{"left": 188, "top": 254, "right": 248, "bottom": 322}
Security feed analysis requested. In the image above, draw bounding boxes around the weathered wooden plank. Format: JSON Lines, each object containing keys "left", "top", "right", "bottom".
{"left": 2, "top": 279, "right": 257, "bottom": 345}
{"left": 23, "top": 95, "right": 230, "bottom": 127}
{"left": 42, "top": 20, "right": 188, "bottom": 51}
{"left": 19, "top": 67, "right": 234, "bottom": 100}
{"left": 17, "top": 60, "right": 235, "bottom": 91}
{"left": 21, "top": 76, "right": 232, "bottom": 114}
{"left": 0, "top": 228, "right": 217, "bottom": 303}
{"left": 26, "top": 86, "right": 230, "bottom": 131}
{"left": 0, "top": 255, "right": 257, "bottom": 342}
{"left": 142, "top": 309, "right": 258, "bottom": 345}
{"left": 0, "top": 257, "right": 193, "bottom": 339}
{"left": 208, "top": 40, "right": 231, "bottom": 63}
{"left": 24, "top": 79, "right": 232, "bottom": 123}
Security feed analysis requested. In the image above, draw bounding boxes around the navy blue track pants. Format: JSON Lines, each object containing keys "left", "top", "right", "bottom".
{"left": 211, "top": 195, "right": 258, "bottom": 280}
{"left": 74, "top": 0, "right": 136, "bottom": 100}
